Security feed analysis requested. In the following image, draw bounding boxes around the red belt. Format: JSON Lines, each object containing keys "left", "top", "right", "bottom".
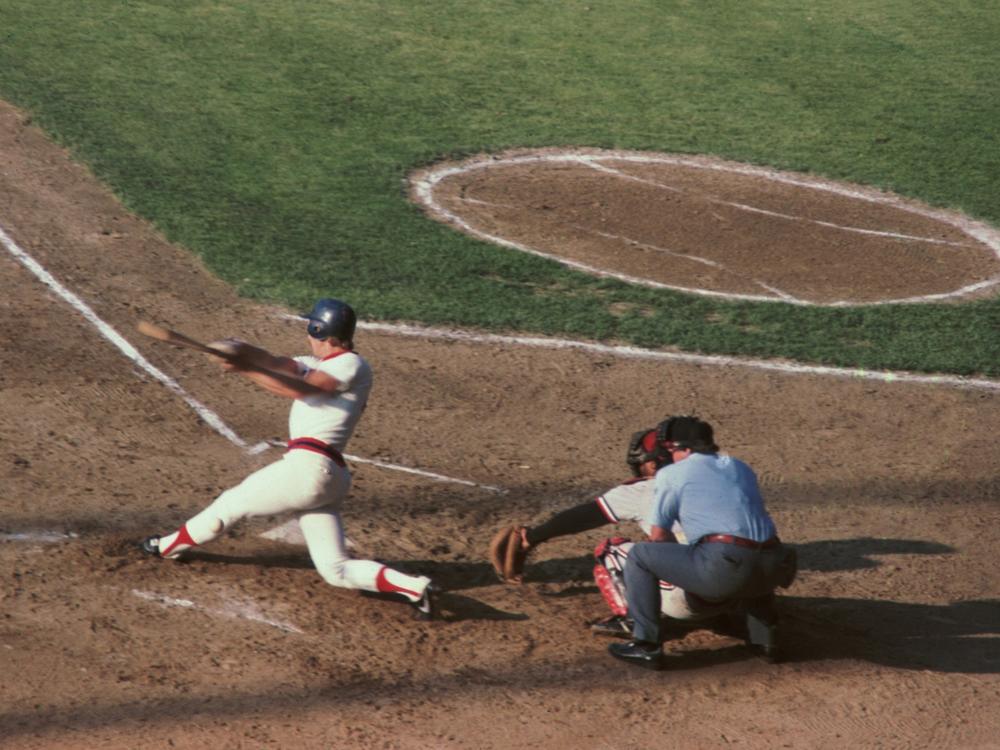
{"left": 287, "top": 438, "right": 346, "bottom": 467}
{"left": 700, "top": 534, "right": 779, "bottom": 549}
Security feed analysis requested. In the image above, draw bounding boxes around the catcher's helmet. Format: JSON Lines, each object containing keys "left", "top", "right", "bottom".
{"left": 655, "top": 415, "right": 718, "bottom": 454}
{"left": 626, "top": 428, "right": 671, "bottom": 476}
{"left": 302, "top": 298, "right": 357, "bottom": 342}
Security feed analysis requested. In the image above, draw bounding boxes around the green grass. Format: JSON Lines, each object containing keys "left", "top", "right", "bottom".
{"left": 1, "top": 0, "right": 998, "bottom": 375}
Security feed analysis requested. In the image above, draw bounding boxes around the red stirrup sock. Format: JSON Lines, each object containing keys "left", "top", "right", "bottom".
{"left": 375, "top": 566, "right": 423, "bottom": 601}
{"left": 159, "top": 524, "right": 197, "bottom": 558}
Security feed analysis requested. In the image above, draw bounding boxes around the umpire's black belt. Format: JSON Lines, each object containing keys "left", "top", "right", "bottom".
{"left": 287, "top": 437, "right": 346, "bottom": 467}
{"left": 699, "top": 533, "right": 779, "bottom": 550}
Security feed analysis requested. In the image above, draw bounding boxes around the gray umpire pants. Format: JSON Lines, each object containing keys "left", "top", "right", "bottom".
{"left": 624, "top": 539, "right": 787, "bottom": 644}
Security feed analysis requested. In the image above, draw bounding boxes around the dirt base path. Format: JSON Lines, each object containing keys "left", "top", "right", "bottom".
{"left": 2, "top": 101, "right": 999, "bottom": 749}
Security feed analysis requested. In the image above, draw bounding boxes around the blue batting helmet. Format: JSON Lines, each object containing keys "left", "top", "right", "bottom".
{"left": 302, "top": 298, "right": 357, "bottom": 342}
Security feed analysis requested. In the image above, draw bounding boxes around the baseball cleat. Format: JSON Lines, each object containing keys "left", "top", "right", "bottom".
{"left": 589, "top": 615, "right": 634, "bottom": 639}
{"left": 411, "top": 582, "right": 440, "bottom": 621}
{"left": 607, "top": 640, "right": 664, "bottom": 670}
{"left": 139, "top": 535, "right": 162, "bottom": 557}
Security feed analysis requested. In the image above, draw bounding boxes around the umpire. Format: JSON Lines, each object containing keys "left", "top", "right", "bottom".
{"left": 609, "top": 416, "right": 796, "bottom": 670}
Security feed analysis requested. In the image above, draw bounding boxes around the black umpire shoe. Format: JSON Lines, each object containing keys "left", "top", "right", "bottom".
{"left": 411, "top": 583, "right": 440, "bottom": 621}
{"left": 608, "top": 640, "right": 664, "bottom": 670}
{"left": 746, "top": 623, "right": 782, "bottom": 664}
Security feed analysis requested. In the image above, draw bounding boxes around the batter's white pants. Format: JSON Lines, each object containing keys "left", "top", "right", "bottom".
{"left": 158, "top": 450, "right": 430, "bottom": 601}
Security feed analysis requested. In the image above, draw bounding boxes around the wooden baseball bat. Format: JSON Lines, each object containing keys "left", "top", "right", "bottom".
{"left": 137, "top": 320, "right": 240, "bottom": 361}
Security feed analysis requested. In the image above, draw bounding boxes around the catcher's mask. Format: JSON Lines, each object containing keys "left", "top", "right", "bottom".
{"left": 302, "top": 298, "right": 357, "bottom": 342}
{"left": 626, "top": 428, "right": 671, "bottom": 476}
{"left": 655, "top": 415, "right": 719, "bottom": 454}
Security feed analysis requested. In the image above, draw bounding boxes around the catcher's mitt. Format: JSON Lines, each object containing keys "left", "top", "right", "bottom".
{"left": 488, "top": 525, "right": 529, "bottom": 584}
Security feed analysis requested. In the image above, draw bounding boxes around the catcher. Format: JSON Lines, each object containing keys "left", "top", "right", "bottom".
{"left": 489, "top": 422, "right": 735, "bottom": 637}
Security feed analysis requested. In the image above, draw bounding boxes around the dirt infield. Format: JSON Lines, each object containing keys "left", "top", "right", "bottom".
{"left": 2, "top": 100, "right": 999, "bottom": 749}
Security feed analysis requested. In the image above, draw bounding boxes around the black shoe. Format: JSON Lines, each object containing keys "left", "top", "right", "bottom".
{"left": 608, "top": 640, "right": 664, "bottom": 670}
{"left": 590, "top": 615, "right": 634, "bottom": 639}
{"left": 746, "top": 641, "right": 782, "bottom": 663}
{"left": 757, "top": 642, "right": 782, "bottom": 663}
{"left": 411, "top": 583, "right": 440, "bottom": 621}
{"left": 139, "top": 536, "right": 161, "bottom": 557}
{"left": 747, "top": 624, "right": 781, "bottom": 663}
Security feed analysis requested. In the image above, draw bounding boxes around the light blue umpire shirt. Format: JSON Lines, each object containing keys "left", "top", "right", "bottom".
{"left": 647, "top": 452, "right": 777, "bottom": 544}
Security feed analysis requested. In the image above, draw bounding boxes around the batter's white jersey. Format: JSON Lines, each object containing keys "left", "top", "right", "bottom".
{"left": 595, "top": 477, "right": 686, "bottom": 543}
{"left": 291, "top": 350, "right": 373, "bottom": 450}
{"left": 164, "top": 344, "right": 431, "bottom": 602}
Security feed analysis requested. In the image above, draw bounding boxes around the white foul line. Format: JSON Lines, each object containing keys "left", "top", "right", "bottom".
{"left": 0, "top": 225, "right": 264, "bottom": 453}
{"left": 0, "top": 222, "right": 501, "bottom": 493}
{"left": 354, "top": 320, "right": 1000, "bottom": 393}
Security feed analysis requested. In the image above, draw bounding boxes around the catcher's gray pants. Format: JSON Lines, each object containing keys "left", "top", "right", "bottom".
{"left": 624, "top": 540, "right": 785, "bottom": 644}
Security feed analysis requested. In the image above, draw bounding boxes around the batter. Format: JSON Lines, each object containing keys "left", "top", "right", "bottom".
{"left": 140, "top": 298, "right": 438, "bottom": 619}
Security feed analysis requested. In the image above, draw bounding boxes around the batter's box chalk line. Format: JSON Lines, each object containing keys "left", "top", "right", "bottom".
{"left": 132, "top": 588, "right": 303, "bottom": 634}
{"left": 0, "top": 531, "right": 79, "bottom": 543}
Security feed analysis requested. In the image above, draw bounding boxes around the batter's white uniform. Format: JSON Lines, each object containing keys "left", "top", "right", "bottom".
{"left": 156, "top": 349, "right": 431, "bottom": 602}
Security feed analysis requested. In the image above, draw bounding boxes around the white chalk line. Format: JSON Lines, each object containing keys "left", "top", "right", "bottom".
{"left": 590, "top": 227, "right": 802, "bottom": 302}
{"left": 0, "top": 531, "right": 78, "bottom": 543}
{"left": 345, "top": 454, "right": 505, "bottom": 493}
{"left": 591, "top": 229, "right": 723, "bottom": 268}
{"left": 132, "top": 588, "right": 303, "bottom": 634}
{"left": 0, "top": 225, "right": 264, "bottom": 453}
{"left": 352, "top": 319, "right": 1000, "bottom": 393}
{"left": 0, "top": 222, "right": 502, "bottom": 495}
{"left": 413, "top": 150, "right": 1000, "bottom": 306}
{"left": 585, "top": 160, "right": 974, "bottom": 248}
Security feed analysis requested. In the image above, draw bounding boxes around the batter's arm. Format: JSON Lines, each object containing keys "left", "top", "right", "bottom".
{"left": 213, "top": 342, "right": 334, "bottom": 399}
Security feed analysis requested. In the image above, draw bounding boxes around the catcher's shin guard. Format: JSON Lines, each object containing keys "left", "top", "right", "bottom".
{"left": 593, "top": 564, "right": 629, "bottom": 617}
{"left": 593, "top": 537, "right": 633, "bottom": 617}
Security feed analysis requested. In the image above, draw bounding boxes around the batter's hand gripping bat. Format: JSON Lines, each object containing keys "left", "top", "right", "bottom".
{"left": 137, "top": 320, "right": 324, "bottom": 395}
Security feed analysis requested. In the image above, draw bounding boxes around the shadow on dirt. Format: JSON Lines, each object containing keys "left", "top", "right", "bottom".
{"left": 792, "top": 536, "right": 953, "bottom": 572}
{"left": 390, "top": 535, "right": 999, "bottom": 675}
{"left": 780, "top": 595, "right": 1000, "bottom": 674}
{"left": 356, "top": 588, "right": 530, "bottom": 622}
{"left": 2, "top": 596, "right": 997, "bottom": 744}
{"left": 377, "top": 534, "right": 958, "bottom": 590}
